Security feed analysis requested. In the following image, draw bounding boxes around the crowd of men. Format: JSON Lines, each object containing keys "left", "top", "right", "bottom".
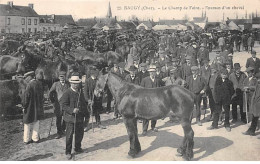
{"left": 16, "top": 29, "right": 260, "bottom": 160}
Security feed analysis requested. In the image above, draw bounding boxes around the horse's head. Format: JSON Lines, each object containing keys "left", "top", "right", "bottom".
{"left": 94, "top": 69, "right": 109, "bottom": 98}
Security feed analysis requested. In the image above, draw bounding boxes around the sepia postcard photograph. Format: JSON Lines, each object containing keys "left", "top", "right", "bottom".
{"left": 0, "top": 0, "right": 260, "bottom": 161}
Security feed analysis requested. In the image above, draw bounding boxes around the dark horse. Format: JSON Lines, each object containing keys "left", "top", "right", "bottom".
{"left": 95, "top": 71, "right": 195, "bottom": 160}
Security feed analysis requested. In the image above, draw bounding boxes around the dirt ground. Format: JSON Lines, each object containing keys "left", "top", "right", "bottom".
{"left": 0, "top": 44, "right": 260, "bottom": 161}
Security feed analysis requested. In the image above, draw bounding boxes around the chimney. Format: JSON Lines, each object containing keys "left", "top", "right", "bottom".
{"left": 28, "top": 3, "right": 34, "bottom": 9}
{"left": 7, "top": 1, "right": 13, "bottom": 8}
{"left": 51, "top": 14, "right": 55, "bottom": 20}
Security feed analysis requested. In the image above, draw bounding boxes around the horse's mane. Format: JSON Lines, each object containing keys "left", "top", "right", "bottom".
{"left": 109, "top": 72, "right": 141, "bottom": 89}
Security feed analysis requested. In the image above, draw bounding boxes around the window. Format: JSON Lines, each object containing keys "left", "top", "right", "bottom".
{"left": 34, "top": 28, "right": 37, "bottom": 33}
{"left": 21, "top": 18, "right": 25, "bottom": 25}
{"left": 28, "top": 28, "right": 31, "bottom": 33}
{"left": 7, "top": 18, "right": 10, "bottom": 25}
{"left": 1, "top": 29, "right": 5, "bottom": 33}
{"left": 8, "top": 28, "right": 10, "bottom": 33}
{"left": 22, "top": 28, "right": 25, "bottom": 33}
{"left": 28, "top": 19, "right": 31, "bottom": 25}
{"left": 34, "top": 19, "right": 37, "bottom": 25}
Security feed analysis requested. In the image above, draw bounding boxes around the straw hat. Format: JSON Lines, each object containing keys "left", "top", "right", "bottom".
{"left": 69, "top": 75, "right": 82, "bottom": 83}
{"left": 147, "top": 65, "right": 157, "bottom": 72}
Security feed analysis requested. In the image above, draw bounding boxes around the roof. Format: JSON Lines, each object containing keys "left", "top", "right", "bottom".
{"left": 118, "top": 21, "right": 136, "bottom": 30}
{"left": 76, "top": 18, "right": 97, "bottom": 27}
{"left": 226, "top": 19, "right": 252, "bottom": 25}
{"left": 92, "top": 17, "right": 117, "bottom": 29}
{"left": 252, "top": 17, "right": 260, "bottom": 24}
{"left": 193, "top": 17, "right": 208, "bottom": 23}
{"left": 54, "top": 15, "right": 75, "bottom": 26}
{"left": 0, "top": 4, "right": 38, "bottom": 17}
{"left": 158, "top": 19, "right": 187, "bottom": 25}
{"left": 137, "top": 21, "right": 156, "bottom": 29}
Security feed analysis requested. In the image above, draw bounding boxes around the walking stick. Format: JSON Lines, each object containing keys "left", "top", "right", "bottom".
{"left": 73, "top": 89, "right": 81, "bottom": 160}
{"left": 90, "top": 91, "right": 95, "bottom": 133}
{"left": 244, "top": 90, "right": 249, "bottom": 124}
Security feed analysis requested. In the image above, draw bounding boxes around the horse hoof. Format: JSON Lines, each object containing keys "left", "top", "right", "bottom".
{"left": 128, "top": 152, "right": 136, "bottom": 158}
{"left": 177, "top": 147, "right": 184, "bottom": 156}
{"left": 183, "top": 155, "right": 191, "bottom": 161}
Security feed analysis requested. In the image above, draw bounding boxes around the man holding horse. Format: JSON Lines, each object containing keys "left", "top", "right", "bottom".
{"left": 140, "top": 64, "right": 162, "bottom": 136}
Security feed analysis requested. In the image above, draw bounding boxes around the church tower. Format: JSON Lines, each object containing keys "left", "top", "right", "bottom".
{"left": 107, "top": 1, "right": 112, "bottom": 18}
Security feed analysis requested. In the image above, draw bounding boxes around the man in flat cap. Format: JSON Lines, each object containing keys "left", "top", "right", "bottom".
{"left": 22, "top": 71, "right": 44, "bottom": 144}
{"left": 49, "top": 71, "right": 70, "bottom": 139}
{"left": 197, "top": 43, "right": 209, "bottom": 67}
{"left": 186, "top": 66, "right": 207, "bottom": 126}
{"left": 246, "top": 50, "right": 260, "bottom": 74}
{"left": 181, "top": 56, "right": 193, "bottom": 81}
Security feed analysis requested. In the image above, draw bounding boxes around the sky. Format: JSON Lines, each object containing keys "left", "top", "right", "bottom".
{"left": 0, "top": 0, "right": 260, "bottom": 22}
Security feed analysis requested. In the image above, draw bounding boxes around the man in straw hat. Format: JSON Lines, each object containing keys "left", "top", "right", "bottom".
{"left": 22, "top": 71, "right": 44, "bottom": 144}
{"left": 229, "top": 63, "right": 247, "bottom": 124}
{"left": 49, "top": 71, "right": 70, "bottom": 139}
{"left": 140, "top": 64, "right": 162, "bottom": 136}
{"left": 60, "top": 74, "right": 89, "bottom": 159}
{"left": 186, "top": 66, "right": 207, "bottom": 126}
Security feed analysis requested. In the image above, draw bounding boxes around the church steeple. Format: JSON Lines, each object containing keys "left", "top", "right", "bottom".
{"left": 107, "top": 1, "right": 112, "bottom": 18}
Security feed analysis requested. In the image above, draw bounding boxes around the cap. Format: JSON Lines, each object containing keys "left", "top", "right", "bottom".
{"left": 186, "top": 56, "right": 192, "bottom": 60}
{"left": 251, "top": 50, "right": 256, "bottom": 55}
{"left": 90, "top": 70, "right": 99, "bottom": 76}
{"left": 172, "top": 58, "right": 178, "bottom": 62}
{"left": 59, "top": 71, "right": 66, "bottom": 76}
{"left": 220, "top": 69, "right": 228, "bottom": 75}
{"left": 191, "top": 66, "right": 199, "bottom": 71}
{"left": 245, "top": 67, "right": 255, "bottom": 72}
{"left": 139, "top": 63, "right": 147, "bottom": 67}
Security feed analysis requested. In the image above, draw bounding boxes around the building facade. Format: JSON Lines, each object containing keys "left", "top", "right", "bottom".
{"left": 0, "top": 2, "right": 39, "bottom": 34}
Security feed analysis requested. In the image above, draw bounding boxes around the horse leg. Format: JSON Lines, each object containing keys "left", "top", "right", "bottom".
{"left": 123, "top": 116, "right": 141, "bottom": 158}
{"left": 180, "top": 119, "right": 194, "bottom": 161}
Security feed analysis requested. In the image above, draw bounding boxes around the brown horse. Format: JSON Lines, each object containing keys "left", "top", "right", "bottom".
{"left": 95, "top": 72, "right": 195, "bottom": 160}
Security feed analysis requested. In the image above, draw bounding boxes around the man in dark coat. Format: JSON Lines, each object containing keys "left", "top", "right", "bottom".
{"left": 229, "top": 63, "right": 247, "bottom": 123}
{"left": 49, "top": 71, "right": 70, "bottom": 139}
{"left": 84, "top": 70, "right": 106, "bottom": 128}
{"left": 125, "top": 65, "right": 141, "bottom": 85}
{"left": 60, "top": 75, "right": 89, "bottom": 160}
{"left": 208, "top": 69, "right": 234, "bottom": 132}
{"left": 137, "top": 63, "right": 149, "bottom": 81}
{"left": 197, "top": 44, "right": 209, "bottom": 67}
{"left": 200, "top": 59, "right": 211, "bottom": 110}
{"left": 186, "top": 66, "right": 207, "bottom": 126}
{"left": 140, "top": 64, "right": 162, "bottom": 136}
{"left": 22, "top": 71, "right": 44, "bottom": 144}
{"left": 246, "top": 50, "right": 260, "bottom": 74}
{"left": 181, "top": 56, "right": 193, "bottom": 81}
{"left": 243, "top": 72, "right": 260, "bottom": 136}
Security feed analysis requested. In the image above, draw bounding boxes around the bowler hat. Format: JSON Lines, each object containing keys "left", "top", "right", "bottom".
{"left": 234, "top": 63, "right": 241, "bottom": 69}
{"left": 251, "top": 50, "right": 256, "bottom": 55}
{"left": 128, "top": 65, "right": 137, "bottom": 72}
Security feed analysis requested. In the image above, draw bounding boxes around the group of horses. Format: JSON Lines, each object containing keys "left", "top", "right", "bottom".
{"left": 0, "top": 31, "right": 199, "bottom": 160}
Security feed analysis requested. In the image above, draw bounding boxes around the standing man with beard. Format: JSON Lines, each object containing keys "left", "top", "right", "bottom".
{"left": 49, "top": 71, "right": 70, "bottom": 139}
{"left": 246, "top": 50, "right": 260, "bottom": 74}
{"left": 60, "top": 75, "right": 88, "bottom": 160}
{"left": 141, "top": 65, "right": 162, "bottom": 136}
